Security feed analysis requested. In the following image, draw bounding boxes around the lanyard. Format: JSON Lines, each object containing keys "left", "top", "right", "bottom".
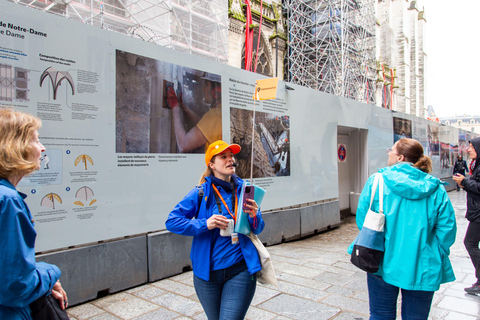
{"left": 212, "top": 183, "right": 237, "bottom": 222}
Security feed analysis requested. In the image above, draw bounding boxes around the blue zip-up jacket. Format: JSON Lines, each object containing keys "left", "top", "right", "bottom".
{"left": 166, "top": 175, "right": 265, "bottom": 281}
{"left": 0, "top": 178, "right": 61, "bottom": 320}
{"left": 348, "top": 163, "right": 456, "bottom": 291}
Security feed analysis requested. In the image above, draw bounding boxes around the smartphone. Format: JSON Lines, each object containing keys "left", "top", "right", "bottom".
{"left": 242, "top": 185, "right": 255, "bottom": 211}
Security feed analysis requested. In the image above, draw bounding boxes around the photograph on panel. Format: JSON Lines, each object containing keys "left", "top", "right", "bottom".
{"left": 230, "top": 107, "right": 290, "bottom": 179}
{"left": 393, "top": 117, "right": 412, "bottom": 142}
{"left": 428, "top": 125, "right": 440, "bottom": 157}
{"left": 115, "top": 50, "right": 222, "bottom": 153}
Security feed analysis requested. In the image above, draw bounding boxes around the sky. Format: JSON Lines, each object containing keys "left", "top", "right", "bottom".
{"left": 421, "top": 0, "right": 480, "bottom": 118}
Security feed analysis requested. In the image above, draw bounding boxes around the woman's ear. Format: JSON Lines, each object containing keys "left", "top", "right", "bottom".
{"left": 208, "top": 161, "right": 215, "bottom": 170}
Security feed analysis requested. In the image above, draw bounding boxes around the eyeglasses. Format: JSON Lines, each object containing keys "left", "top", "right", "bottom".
{"left": 387, "top": 148, "right": 399, "bottom": 155}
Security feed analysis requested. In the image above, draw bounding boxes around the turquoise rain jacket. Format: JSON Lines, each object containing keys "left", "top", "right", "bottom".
{"left": 0, "top": 178, "right": 61, "bottom": 320}
{"left": 348, "top": 163, "right": 456, "bottom": 291}
{"left": 166, "top": 175, "right": 265, "bottom": 281}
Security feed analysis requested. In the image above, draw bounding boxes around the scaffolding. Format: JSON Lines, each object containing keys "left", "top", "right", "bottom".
{"left": 8, "top": 0, "right": 229, "bottom": 63}
{"left": 284, "top": 0, "right": 376, "bottom": 104}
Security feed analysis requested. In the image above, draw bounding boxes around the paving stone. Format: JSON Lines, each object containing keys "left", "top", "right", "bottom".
{"left": 149, "top": 292, "right": 203, "bottom": 317}
{"left": 303, "top": 262, "right": 356, "bottom": 277}
{"left": 131, "top": 307, "right": 180, "bottom": 320}
{"left": 325, "top": 285, "right": 358, "bottom": 298}
{"left": 275, "top": 273, "right": 331, "bottom": 291}
{"left": 437, "top": 296, "right": 480, "bottom": 316}
{"left": 314, "top": 271, "right": 355, "bottom": 287}
{"left": 274, "top": 261, "right": 324, "bottom": 279}
{"left": 92, "top": 293, "right": 160, "bottom": 319}
{"left": 276, "top": 280, "right": 329, "bottom": 301}
{"left": 250, "top": 284, "right": 281, "bottom": 306}
{"left": 245, "top": 305, "right": 278, "bottom": 320}
{"left": 88, "top": 313, "right": 122, "bottom": 320}
{"left": 331, "top": 311, "right": 367, "bottom": 320}
{"left": 67, "top": 303, "right": 105, "bottom": 319}
{"left": 132, "top": 285, "right": 166, "bottom": 299}
{"left": 320, "top": 293, "right": 369, "bottom": 316}
{"left": 152, "top": 279, "right": 196, "bottom": 297}
{"left": 257, "top": 294, "right": 340, "bottom": 320}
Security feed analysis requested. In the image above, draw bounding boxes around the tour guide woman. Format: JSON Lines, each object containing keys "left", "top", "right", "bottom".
{"left": 166, "top": 140, "right": 264, "bottom": 320}
{"left": 349, "top": 138, "right": 456, "bottom": 319}
{"left": 0, "top": 108, "right": 68, "bottom": 319}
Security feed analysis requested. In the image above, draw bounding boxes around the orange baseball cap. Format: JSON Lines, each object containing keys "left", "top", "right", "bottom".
{"left": 205, "top": 140, "right": 241, "bottom": 166}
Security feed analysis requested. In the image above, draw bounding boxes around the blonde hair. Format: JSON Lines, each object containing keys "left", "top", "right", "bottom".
{"left": 199, "top": 154, "right": 219, "bottom": 184}
{"left": 0, "top": 108, "right": 42, "bottom": 178}
{"left": 396, "top": 138, "right": 432, "bottom": 173}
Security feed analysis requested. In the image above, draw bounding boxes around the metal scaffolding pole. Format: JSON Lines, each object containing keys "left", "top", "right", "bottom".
{"left": 284, "top": 0, "right": 376, "bottom": 104}
{"left": 8, "top": 0, "right": 228, "bottom": 63}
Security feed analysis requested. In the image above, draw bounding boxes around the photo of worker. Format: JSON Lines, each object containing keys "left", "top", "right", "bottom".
{"left": 230, "top": 107, "right": 290, "bottom": 179}
{"left": 393, "top": 117, "right": 412, "bottom": 142}
{"left": 115, "top": 50, "right": 222, "bottom": 153}
{"left": 440, "top": 142, "right": 450, "bottom": 169}
{"left": 428, "top": 125, "right": 439, "bottom": 157}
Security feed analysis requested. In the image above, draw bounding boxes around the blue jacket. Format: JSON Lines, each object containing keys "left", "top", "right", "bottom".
{"left": 349, "top": 163, "right": 456, "bottom": 291}
{"left": 166, "top": 175, "right": 265, "bottom": 281}
{"left": 0, "top": 178, "right": 61, "bottom": 320}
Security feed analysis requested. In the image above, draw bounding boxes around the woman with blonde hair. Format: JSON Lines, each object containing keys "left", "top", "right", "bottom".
{"left": 166, "top": 140, "right": 264, "bottom": 320}
{"left": 349, "top": 138, "right": 456, "bottom": 319}
{"left": 0, "top": 108, "right": 68, "bottom": 319}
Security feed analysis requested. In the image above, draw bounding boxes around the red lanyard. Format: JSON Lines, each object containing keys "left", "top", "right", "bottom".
{"left": 212, "top": 183, "right": 237, "bottom": 222}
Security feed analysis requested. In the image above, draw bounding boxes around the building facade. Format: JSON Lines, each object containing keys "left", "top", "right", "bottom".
{"left": 440, "top": 115, "right": 480, "bottom": 134}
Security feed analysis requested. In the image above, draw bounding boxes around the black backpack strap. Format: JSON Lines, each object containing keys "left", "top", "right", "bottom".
{"left": 195, "top": 185, "right": 204, "bottom": 219}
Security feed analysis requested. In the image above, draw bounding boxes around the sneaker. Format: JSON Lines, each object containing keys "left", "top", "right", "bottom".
{"left": 465, "top": 283, "right": 480, "bottom": 294}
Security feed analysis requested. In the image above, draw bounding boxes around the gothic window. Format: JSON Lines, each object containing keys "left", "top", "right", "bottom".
{"left": 241, "top": 30, "right": 273, "bottom": 77}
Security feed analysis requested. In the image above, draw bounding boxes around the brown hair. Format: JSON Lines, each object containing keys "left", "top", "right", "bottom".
{"left": 0, "top": 108, "right": 42, "bottom": 178}
{"left": 395, "top": 138, "right": 432, "bottom": 173}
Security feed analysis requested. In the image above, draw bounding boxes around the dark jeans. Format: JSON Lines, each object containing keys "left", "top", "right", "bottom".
{"left": 464, "top": 220, "right": 480, "bottom": 281}
{"left": 367, "top": 273, "right": 434, "bottom": 320}
{"left": 193, "top": 261, "right": 256, "bottom": 320}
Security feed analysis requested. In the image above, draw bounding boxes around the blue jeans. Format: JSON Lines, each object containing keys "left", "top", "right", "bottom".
{"left": 194, "top": 261, "right": 256, "bottom": 320}
{"left": 367, "top": 273, "right": 434, "bottom": 320}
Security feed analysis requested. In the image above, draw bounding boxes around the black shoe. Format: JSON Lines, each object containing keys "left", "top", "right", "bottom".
{"left": 457, "top": 189, "right": 460, "bottom": 191}
{"left": 465, "top": 283, "right": 480, "bottom": 294}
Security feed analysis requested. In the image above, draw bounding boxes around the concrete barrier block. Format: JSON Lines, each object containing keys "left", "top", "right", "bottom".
{"left": 259, "top": 208, "right": 301, "bottom": 246}
{"left": 300, "top": 201, "right": 341, "bottom": 237}
{"left": 36, "top": 236, "right": 147, "bottom": 305}
{"left": 148, "top": 231, "right": 192, "bottom": 282}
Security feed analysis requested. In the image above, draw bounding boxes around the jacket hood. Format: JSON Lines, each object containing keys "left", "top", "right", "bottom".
{"left": 471, "top": 137, "right": 480, "bottom": 170}
{"left": 379, "top": 163, "right": 440, "bottom": 200}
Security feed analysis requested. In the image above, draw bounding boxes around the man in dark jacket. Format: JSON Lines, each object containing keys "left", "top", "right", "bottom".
{"left": 453, "top": 137, "right": 480, "bottom": 293}
{"left": 453, "top": 155, "right": 468, "bottom": 191}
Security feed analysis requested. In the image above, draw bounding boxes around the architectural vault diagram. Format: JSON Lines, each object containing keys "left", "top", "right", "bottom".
{"left": 41, "top": 193, "right": 62, "bottom": 209}
{"left": 40, "top": 66, "right": 75, "bottom": 100}
{"left": 74, "top": 186, "right": 97, "bottom": 206}
{"left": 75, "top": 154, "right": 94, "bottom": 170}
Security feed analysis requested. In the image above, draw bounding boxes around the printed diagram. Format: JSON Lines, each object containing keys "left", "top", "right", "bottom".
{"left": 75, "top": 154, "right": 93, "bottom": 170}
{"left": 74, "top": 186, "right": 97, "bottom": 206}
{"left": 41, "top": 193, "right": 62, "bottom": 209}
{"left": 0, "top": 64, "right": 29, "bottom": 101}
{"left": 40, "top": 66, "right": 75, "bottom": 100}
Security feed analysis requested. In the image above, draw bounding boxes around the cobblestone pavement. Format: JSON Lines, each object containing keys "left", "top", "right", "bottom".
{"left": 67, "top": 190, "right": 480, "bottom": 319}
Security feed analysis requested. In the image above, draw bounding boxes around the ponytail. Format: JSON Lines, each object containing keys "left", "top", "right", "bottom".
{"left": 199, "top": 166, "right": 213, "bottom": 185}
{"left": 413, "top": 155, "right": 432, "bottom": 173}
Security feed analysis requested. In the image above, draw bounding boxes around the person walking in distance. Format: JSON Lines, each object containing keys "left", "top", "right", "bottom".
{"left": 453, "top": 137, "right": 480, "bottom": 293}
{"left": 453, "top": 155, "right": 467, "bottom": 191}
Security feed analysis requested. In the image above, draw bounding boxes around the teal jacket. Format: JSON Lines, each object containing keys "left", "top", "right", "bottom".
{"left": 349, "top": 163, "right": 456, "bottom": 291}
